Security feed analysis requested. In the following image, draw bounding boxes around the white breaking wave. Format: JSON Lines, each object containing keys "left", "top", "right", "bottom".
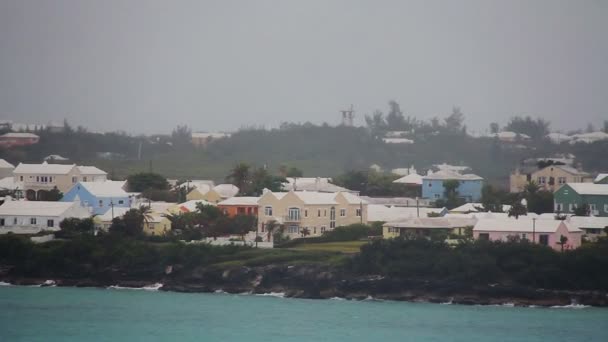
{"left": 550, "top": 303, "right": 589, "bottom": 309}
{"left": 214, "top": 289, "right": 227, "bottom": 294}
{"left": 330, "top": 297, "right": 346, "bottom": 301}
{"left": 502, "top": 303, "right": 515, "bottom": 307}
{"left": 0, "top": 281, "right": 11, "bottom": 286}
{"left": 255, "top": 292, "right": 285, "bottom": 298}
{"left": 107, "top": 283, "right": 163, "bottom": 291}
{"left": 441, "top": 298, "right": 453, "bottom": 305}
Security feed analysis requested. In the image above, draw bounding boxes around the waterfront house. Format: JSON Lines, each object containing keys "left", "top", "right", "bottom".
{"left": 257, "top": 190, "right": 368, "bottom": 239}
{"left": 191, "top": 132, "right": 231, "bottom": 147}
{"left": 450, "top": 203, "right": 511, "bottom": 214}
{"left": 367, "top": 204, "right": 447, "bottom": 222}
{"left": 554, "top": 183, "right": 608, "bottom": 217}
{"left": 13, "top": 162, "right": 107, "bottom": 200}
{"left": 183, "top": 180, "right": 215, "bottom": 201}
{"left": 473, "top": 218, "right": 582, "bottom": 250}
{"left": 186, "top": 183, "right": 238, "bottom": 203}
{"left": 218, "top": 197, "right": 259, "bottom": 217}
{"left": 421, "top": 170, "right": 483, "bottom": 202}
{"left": 510, "top": 164, "right": 592, "bottom": 193}
{"left": 93, "top": 206, "right": 171, "bottom": 236}
{"left": 0, "top": 201, "right": 90, "bottom": 235}
{"left": 564, "top": 216, "right": 608, "bottom": 241}
{"left": 383, "top": 217, "right": 476, "bottom": 239}
{"left": 61, "top": 181, "right": 131, "bottom": 215}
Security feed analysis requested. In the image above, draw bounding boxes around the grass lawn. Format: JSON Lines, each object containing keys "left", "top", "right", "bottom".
{"left": 290, "top": 240, "right": 368, "bottom": 254}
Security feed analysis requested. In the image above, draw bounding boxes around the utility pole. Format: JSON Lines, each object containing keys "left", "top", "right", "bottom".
{"left": 360, "top": 201, "right": 363, "bottom": 224}
{"left": 416, "top": 197, "right": 420, "bottom": 218}
{"left": 532, "top": 218, "right": 536, "bottom": 243}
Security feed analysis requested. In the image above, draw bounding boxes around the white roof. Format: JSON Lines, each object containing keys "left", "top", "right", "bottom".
{"left": 0, "top": 201, "right": 79, "bottom": 217}
{"left": 382, "top": 138, "right": 414, "bottom": 144}
{"left": 566, "top": 216, "right": 608, "bottom": 229}
{"left": 77, "top": 166, "right": 107, "bottom": 175}
{"left": 283, "top": 178, "right": 355, "bottom": 193}
{"left": 339, "top": 192, "right": 367, "bottom": 205}
{"left": 191, "top": 132, "right": 231, "bottom": 139}
{"left": 293, "top": 191, "right": 338, "bottom": 205}
{"left": 147, "top": 201, "right": 175, "bottom": 214}
{"left": 1, "top": 132, "right": 39, "bottom": 138}
{"left": 178, "top": 200, "right": 216, "bottom": 212}
{"left": 44, "top": 154, "right": 69, "bottom": 161}
{"left": 546, "top": 132, "right": 572, "bottom": 143}
{"left": 0, "top": 177, "right": 23, "bottom": 190}
{"left": 451, "top": 203, "right": 511, "bottom": 213}
{"left": 77, "top": 181, "right": 128, "bottom": 197}
{"left": 565, "top": 183, "right": 608, "bottom": 196}
{"left": 96, "top": 207, "right": 131, "bottom": 222}
{"left": 13, "top": 162, "right": 75, "bottom": 175}
{"left": 423, "top": 169, "right": 483, "bottom": 181}
{"left": 213, "top": 184, "right": 239, "bottom": 198}
{"left": 385, "top": 217, "right": 477, "bottom": 229}
{"left": 218, "top": 197, "right": 260, "bottom": 206}
{"left": 594, "top": 173, "right": 608, "bottom": 183}
{"left": 367, "top": 204, "right": 445, "bottom": 222}
{"left": 473, "top": 218, "right": 581, "bottom": 233}
{"left": 393, "top": 173, "right": 423, "bottom": 185}
{"left": 0, "top": 159, "right": 15, "bottom": 169}
{"left": 541, "top": 164, "right": 589, "bottom": 176}
{"left": 490, "top": 131, "right": 531, "bottom": 140}
{"left": 180, "top": 180, "right": 215, "bottom": 191}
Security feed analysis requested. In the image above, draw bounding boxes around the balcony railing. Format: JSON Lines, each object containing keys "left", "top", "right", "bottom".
{"left": 283, "top": 215, "right": 301, "bottom": 222}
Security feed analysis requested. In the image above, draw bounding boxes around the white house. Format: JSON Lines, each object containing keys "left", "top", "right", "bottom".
{"left": 0, "top": 159, "right": 14, "bottom": 179}
{"left": 0, "top": 201, "right": 90, "bottom": 234}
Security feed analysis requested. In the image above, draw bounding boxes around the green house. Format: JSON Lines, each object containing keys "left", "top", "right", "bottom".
{"left": 554, "top": 183, "right": 608, "bottom": 217}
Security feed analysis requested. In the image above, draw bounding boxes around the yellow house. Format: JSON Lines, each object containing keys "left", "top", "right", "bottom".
{"left": 382, "top": 217, "right": 476, "bottom": 239}
{"left": 510, "top": 164, "right": 592, "bottom": 193}
{"left": 143, "top": 214, "right": 172, "bottom": 236}
{"left": 257, "top": 190, "right": 368, "bottom": 240}
{"left": 186, "top": 184, "right": 239, "bottom": 204}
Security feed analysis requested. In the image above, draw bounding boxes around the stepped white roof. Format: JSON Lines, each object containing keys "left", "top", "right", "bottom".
{"left": 96, "top": 207, "right": 131, "bottom": 222}
{"left": 367, "top": 204, "right": 445, "bottom": 222}
{"left": 13, "top": 162, "right": 75, "bottom": 174}
{"left": 178, "top": 199, "right": 216, "bottom": 212}
{"left": 594, "top": 173, "right": 608, "bottom": 183}
{"left": 393, "top": 173, "right": 423, "bottom": 185}
{"left": 1, "top": 132, "right": 39, "bottom": 139}
{"left": 451, "top": 203, "right": 511, "bottom": 213}
{"left": 566, "top": 183, "right": 608, "bottom": 196}
{"left": 473, "top": 218, "right": 580, "bottom": 233}
{"left": 0, "top": 201, "right": 78, "bottom": 216}
{"left": 213, "top": 184, "right": 239, "bottom": 198}
{"left": 218, "top": 197, "right": 259, "bottom": 206}
{"left": 0, "top": 159, "right": 14, "bottom": 169}
{"left": 77, "top": 166, "right": 107, "bottom": 175}
{"left": 423, "top": 169, "right": 483, "bottom": 181}
{"left": 77, "top": 181, "right": 128, "bottom": 197}
{"left": 385, "top": 217, "right": 477, "bottom": 229}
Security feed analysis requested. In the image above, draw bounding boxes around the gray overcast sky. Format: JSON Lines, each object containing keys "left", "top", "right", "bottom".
{"left": 0, "top": 0, "right": 606, "bottom": 134}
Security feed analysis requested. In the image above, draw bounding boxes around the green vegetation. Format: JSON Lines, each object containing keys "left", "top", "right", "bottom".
{"left": 291, "top": 241, "right": 368, "bottom": 254}
{"left": 350, "top": 237, "right": 608, "bottom": 291}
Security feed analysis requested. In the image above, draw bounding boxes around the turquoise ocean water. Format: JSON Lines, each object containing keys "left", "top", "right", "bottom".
{"left": 1, "top": 285, "right": 607, "bottom": 341}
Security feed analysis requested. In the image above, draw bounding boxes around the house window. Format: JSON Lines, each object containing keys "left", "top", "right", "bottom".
{"left": 539, "top": 234, "right": 549, "bottom": 246}
{"left": 83, "top": 177, "right": 88, "bottom": 182}
{"left": 330, "top": 207, "right": 336, "bottom": 220}
{"left": 264, "top": 206, "right": 273, "bottom": 216}
{"left": 304, "top": 209, "right": 308, "bottom": 218}
{"left": 288, "top": 208, "right": 300, "bottom": 221}
{"left": 237, "top": 207, "right": 246, "bottom": 214}
{"left": 340, "top": 209, "right": 346, "bottom": 217}
{"left": 558, "top": 177, "right": 566, "bottom": 185}
{"left": 36, "top": 176, "right": 39, "bottom": 182}
{"left": 521, "top": 233, "right": 527, "bottom": 240}
{"left": 20, "top": 176, "right": 23, "bottom": 181}
{"left": 288, "top": 225, "right": 299, "bottom": 234}
{"left": 99, "top": 200, "right": 103, "bottom": 208}
{"left": 72, "top": 176, "right": 78, "bottom": 183}
{"left": 0, "top": 218, "right": 4, "bottom": 226}
{"left": 569, "top": 204, "right": 577, "bottom": 212}
{"left": 324, "top": 210, "right": 327, "bottom": 217}
{"left": 478, "top": 233, "right": 489, "bottom": 240}
{"left": 538, "top": 176, "right": 546, "bottom": 185}
{"left": 555, "top": 203, "right": 563, "bottom": 212}
{"left": 47, "top": 220, "right": 54, "bottom": 228}
{"left": 330, "top": 221, "right": 336, "bottom": 229}
{"left": 590, "top": 204, "right": 597, "bottom": 215}
{"left": 605, "top": 204, "right": 608, "bottom": 213}
{"left": 313, "top": 227, "right": 317, "bottom": 234}
{"left": 13, "top": 217, "right": 17, "bottom": 225}
{"left": 30, "top": 218, "right": 37, "bottom": 225}
{"left": 356, "top": 208, "right": 362, "bottom": 217}
{"left": 434, "top": 194, "right": 440, "bottom": 199}
{"left": 321, "top": 226, "right": 326, "bottom": 233}
{"left": 118, "top": 200, "right": 124, "bottom": 205}
{"left": 318, "top": 209, "right": 321, "bottom": 217}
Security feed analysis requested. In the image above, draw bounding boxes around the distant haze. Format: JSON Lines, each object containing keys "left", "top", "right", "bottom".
{"left": 0, "top": 0, "right": 606, "bottom": 134}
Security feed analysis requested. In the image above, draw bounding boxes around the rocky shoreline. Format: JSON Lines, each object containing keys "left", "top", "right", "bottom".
{"left": 2, "top": 264, "right": 607, "bottom": 307}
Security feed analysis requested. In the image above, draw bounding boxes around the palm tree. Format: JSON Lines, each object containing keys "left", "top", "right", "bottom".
{"left": 137, "top": 205, "right": 153, "bottom": 230}
{"left": 227, "top": 162, "right": 251, "bottom": 193}
{"left": 557, "top": 235, "right": 568, "bottom": 252}
{"left": 264, "top": 220, "right": 283, "bottom": 242}
{"left": 300, "top": 227, "right": 311, "bottom": 238}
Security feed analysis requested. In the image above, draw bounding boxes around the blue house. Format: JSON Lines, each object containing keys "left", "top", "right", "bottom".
{"left": 61, "top": 181, "right": 132, "bottom": 215}
{"left": 422, "top": 170, "right": 483, "bottom": 202}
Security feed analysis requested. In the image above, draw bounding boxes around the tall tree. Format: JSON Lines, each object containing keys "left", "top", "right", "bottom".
{"left": 127, "top": 173, "right": 169, "bottom": 192}
{"left": 505, "top": 116, "right": 550, "bottom": 139}
{"left": 444, "top": 107, "right": 465, "bottom": 132}
{"left": 489, "top": 122, "right": 500, "bottom": 134}
{"left": 171, "top": 125, "right": 192, "bottom": 147}
{"left": 226, "top": 163, "right": 251, "bottom": 193}
{"left": 385, "top": 100, "right": 405, "bottom": 129}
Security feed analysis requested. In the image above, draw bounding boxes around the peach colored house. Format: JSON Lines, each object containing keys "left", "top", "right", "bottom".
{"left": 217, "top": 197, "right": 259, "bottom": 217}
{"left": 473, "top": 218, "right": 582, "bottom": 251}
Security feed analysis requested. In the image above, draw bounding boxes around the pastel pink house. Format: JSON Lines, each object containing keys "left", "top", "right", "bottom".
{"left": 473, "top": 218, "right": 582, "bottom": 251}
